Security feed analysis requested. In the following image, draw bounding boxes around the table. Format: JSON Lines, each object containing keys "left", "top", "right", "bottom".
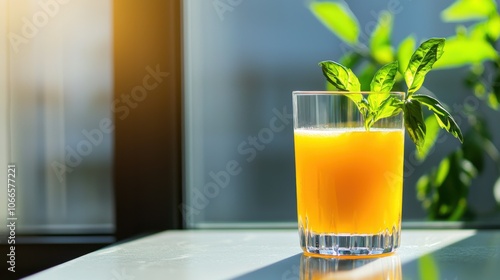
{"left": 25, "top": 229, "right": 500, "bottom": 279}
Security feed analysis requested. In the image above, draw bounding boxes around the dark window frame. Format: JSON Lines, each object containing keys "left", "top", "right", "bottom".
{"left": 112, "top": 0, "right": 184, "bottom": 240}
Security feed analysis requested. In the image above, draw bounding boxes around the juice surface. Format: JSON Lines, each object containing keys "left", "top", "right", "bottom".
{"left": 294, "top": 128, "right": 404, "bottom": 234}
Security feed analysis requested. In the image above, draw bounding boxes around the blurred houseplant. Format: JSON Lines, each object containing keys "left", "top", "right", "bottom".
{"left": 308, "top": 0, "right": 500, "bottom": 221}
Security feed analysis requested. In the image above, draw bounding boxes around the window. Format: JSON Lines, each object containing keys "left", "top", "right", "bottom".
{"left": 1, "top": 1, "right": 182, "bottom": 275}
{"left": 183, "top": 0, "right": 500, "bottom": 228}
{"left": 1, "top": 0, "right": 113, "bottom": 235}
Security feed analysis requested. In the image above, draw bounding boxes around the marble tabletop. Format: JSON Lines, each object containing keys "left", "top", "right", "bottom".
{"left": 25, "top": 229, "right": 500, "bottom": 280}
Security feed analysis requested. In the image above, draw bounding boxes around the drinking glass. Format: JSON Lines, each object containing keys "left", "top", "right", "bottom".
{"left": 292, "top": 91, "right": 405, "bottom": 256}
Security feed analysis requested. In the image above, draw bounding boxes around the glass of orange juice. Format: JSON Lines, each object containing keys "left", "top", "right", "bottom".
{"left": 292, "top": 91, "right": 405, "bottom": 257}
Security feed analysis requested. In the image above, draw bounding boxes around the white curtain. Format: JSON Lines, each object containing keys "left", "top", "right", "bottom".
{"left": 1, "top": 0, "right": 113, "bottom": 235}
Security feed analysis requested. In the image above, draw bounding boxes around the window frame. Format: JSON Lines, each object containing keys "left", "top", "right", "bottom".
{"left": 112, "top": 0, "right": 184, "bottom": 240}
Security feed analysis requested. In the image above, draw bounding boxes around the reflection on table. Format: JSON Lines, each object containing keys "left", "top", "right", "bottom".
{"left": 300, "top": 254, "right": 401, "bottom": 280}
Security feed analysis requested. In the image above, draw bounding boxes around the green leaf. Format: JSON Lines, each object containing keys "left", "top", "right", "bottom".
{"left": 397, "top": 35, "right": 416, "bottom": 75}
{"left": 367, "top": 61, "right": 399, "bottom": 124}
{"left": 346, "top": 68, "right": 361, "bottom": 92}
{"left": 486, "top": 14, "right": 500, "bottom": 40}
{"left": 433, "top": 36, "right": 498, "bottom": 69}
{"left": 417, "top": 115, "right": 441, "bottom": 161}
{"left": 369, "top": 10, "right": 394, "bottom": 64}
{"left": 309, "top": 1, "right": 359, "bottom": 45}
{"left": 470, "top": 14, "right": 500, "bottom": 41}
{"left": 370, "top": 61, "right": 399, "bottom": 93}
{"left": 418, "top": 254, "right": 440, "bottom": 280}
{"left": 494, "top": 177, "right": 500, "bottom": 206}
{"left": 404, "top": 38, "right": 445, "bottom": 96}
{"left": 434, "top": 157, "right": 451, "bottom": 187}
{"left": 416, "top": 174, "right": 431, "bottom": 201}
{"left": 463, "top": 133, "right": 485, "bottom": 173}
{"left": 429, "top": 151, "right": 473, "bottom": 221}
{"left": 319, "top": 60, "right": 361, "bottom": 92}
{"left": 358, "top": 63, "right": 377, "bottom": 91}
{"left": 470, "top": 22, "right": 490, "bottom": 40}
{"left": 488, "top": 93, "right": 499, "bottom": 110}
{"left": 493, "top": 71, "right": 500, "bottom": 102}
{"left": 339, "top": 52, "right": 362, "bottom": 69}
{"left": 403, "top": 99, "right": 426, "bottom": 151}
{"left": 459, "top": 158, "right": 477, "bottom": 181}
{"left": 374, "top": 96, "right": 403, "bottom": 121}
{"left": 441, "top": 0, "right": 497, "bottom": 22}
{"left": 364, "top": 95, "right": 403, "bottom": 129}
{"left": 326, "top": 80, "right": 336, "bottom": 91}
{"left": 319, "top": 61, "right": 364, "bottom": 115}
{"left": 412, "top": 94, "right": 464, "bottom": 143}
{"left": 462, "top": 118, "right": 491, "bottom": 172}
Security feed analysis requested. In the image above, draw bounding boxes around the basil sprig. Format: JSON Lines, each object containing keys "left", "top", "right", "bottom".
{"left": 319, "top": 38, "right": 463, "bottom": 151}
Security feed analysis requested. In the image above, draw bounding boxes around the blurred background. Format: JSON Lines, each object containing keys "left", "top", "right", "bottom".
{"left": 1, "top": 0, "right": 499, "bottom": 247}
{"left": 1, "top": 0, "right": 113, "bottom": 235}
{"left": 184, "top": 0, "right": 500, "bottom": 226}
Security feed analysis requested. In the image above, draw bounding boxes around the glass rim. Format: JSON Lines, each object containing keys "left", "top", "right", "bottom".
{"left": 292, "top": 90, "right": 405, "bottom": 96}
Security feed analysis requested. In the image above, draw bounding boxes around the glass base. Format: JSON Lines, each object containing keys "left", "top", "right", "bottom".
{"left": 299, "top": 227, "right": 400, "bottom": 256}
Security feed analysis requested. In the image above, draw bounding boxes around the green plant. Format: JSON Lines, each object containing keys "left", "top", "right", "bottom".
{"left": 309, "top": 0, "right": 500, "bottom": 220}
{"left": 417, "top": 0, "right": 500, "bottom": 220}
{"left": 319, "top": 39, "right": 463, "bottom": 149}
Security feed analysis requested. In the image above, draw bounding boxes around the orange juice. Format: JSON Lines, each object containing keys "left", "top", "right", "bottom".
{"left": 294, "top": 128, "right": 404, "bottom": 235}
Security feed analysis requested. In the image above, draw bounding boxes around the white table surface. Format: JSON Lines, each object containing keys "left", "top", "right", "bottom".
{"left": 25, "top": 229, "right": 500, "bottom": 280}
